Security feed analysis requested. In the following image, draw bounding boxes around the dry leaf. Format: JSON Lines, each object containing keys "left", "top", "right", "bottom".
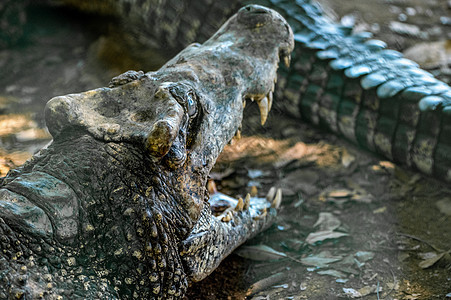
{"left": 317, "top": 269, "right": 347, "bottom": 278}
{"left": 300, "top": 251, "right": 343, "bottom": 268}
{"left": 328, "top": 189, "right": 353, "bottom": 198}
{"left": 235, "top": 245, "right": 287, "bottom": 261}
{"left": 355, "top": 251, "right": 375, "bottom": 262}
{"left": 419, "top": 252, "right": 446, "bottom": 269}
{"left": 373, "top": 206, "right": 386, "bottom": 214}
{"left": 306, "top": 230, "right": 348, "bottom": 245}
{"left": 313, "top": 212, "right": 341, "bottom": 231}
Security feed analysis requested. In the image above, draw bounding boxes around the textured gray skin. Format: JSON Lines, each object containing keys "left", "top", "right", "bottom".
{"left": 43, "top": 0, "right": 451, "bottom": 182}
{"left": 0, "top": 6, "right": 293, "bottom": 299}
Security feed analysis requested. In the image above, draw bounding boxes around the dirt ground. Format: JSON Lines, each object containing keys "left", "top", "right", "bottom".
{"left": 0, "top": 1, "right": 450, "bottom": 299}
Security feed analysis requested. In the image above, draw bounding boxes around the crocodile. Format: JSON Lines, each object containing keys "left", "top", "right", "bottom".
{"left": 16, "top": 0, "right": 444, "bottom": 183}
{"left": 0, "top": 5, "right": 293, "bottom": 299}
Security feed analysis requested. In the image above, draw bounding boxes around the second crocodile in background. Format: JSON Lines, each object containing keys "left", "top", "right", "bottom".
{"left": 0, "top": 5, "right": 293, "bottom": 299}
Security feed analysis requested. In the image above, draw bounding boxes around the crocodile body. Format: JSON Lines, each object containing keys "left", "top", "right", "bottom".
{"left": 41, "top": 0, "right": 449, "bottom": 182}
{"left": 0, "top": 6, "right": 293, "bottom": 298}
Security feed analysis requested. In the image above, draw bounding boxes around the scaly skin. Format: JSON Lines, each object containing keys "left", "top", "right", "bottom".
{"left": 0, "top": 6, "right": 293, "bottom": 299}
{"left": 41, "top": 0, "right": 449, "bottom": 182}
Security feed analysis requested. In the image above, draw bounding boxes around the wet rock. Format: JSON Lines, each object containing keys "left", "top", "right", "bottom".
{"left": 404, "top": 40, "right": 451, "bottom": 70}
{"left": 389, "top": 21, "right": 427, "bottom": 39}
{"left": 436, "top": 198, "right": 451, "bottom": 216}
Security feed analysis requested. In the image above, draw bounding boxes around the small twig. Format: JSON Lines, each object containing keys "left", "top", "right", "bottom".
{"left": 397, "top": 232, "right": 444, "bottom": 252}
{"left": 382, "top": 268, "right": 397, "bottom": 299}
{"left": 376, "top": 281, "right": 380, "bottom": 300}
{"left": 285, "top": 253, "right": 306, "bottom": 265}
{"left": 245, "top": 272, "right": 286, "bottom": 297}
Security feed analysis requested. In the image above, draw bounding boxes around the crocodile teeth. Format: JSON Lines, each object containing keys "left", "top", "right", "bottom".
{"left": 243, "top": 100, "right": 246, "bottom": 108}
{"left": 235, "top": 197, "right": 244, "bottom": 211}
{"left": 244, "top": 193, "right": 251, "bottom": 210}
{"left": 207, "top": 179, "right": 217, "bottom": 194}
{"left": 283, "top": 55, "right": 291, "bottom": 67}
{"left": 250, "top": 185, "right": 258, "bottom": 197}
{"left": 267, "top": 91, "right": 273, "bottom": 112}
{"left": 266, "top": 187, "right": 276, "bottom": 202}
{"left": 257, "top": 97, "right": 269, "bottom": 125}
{"left": 234, "top": 129, "right": 241, "bottom": 140}
{"left": 271, "top": 188, "right": 283, "bottom": 209}
{"left": 254, "top": 207, "right": 267, "bottom": 220}
{"left": 222, "top": 211, "right": 233, "bottom": 222}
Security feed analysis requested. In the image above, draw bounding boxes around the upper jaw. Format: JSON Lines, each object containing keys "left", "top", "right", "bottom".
{"left": 186, "top": 5, "right": 295, "bottom": 164}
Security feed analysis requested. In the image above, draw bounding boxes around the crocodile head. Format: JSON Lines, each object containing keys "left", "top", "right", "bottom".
{"left": 0, "top": 5, "right": 293, "bottom": 298}
{"left": 45, "top": 4, "right": 293, "bottom": 221}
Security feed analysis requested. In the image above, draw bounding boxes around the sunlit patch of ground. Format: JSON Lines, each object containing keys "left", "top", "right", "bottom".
{"left": 221, "top": 136, "right": 344, "bottom": 168}
{"left": 0, "top": 112, "right": 51, "bottom": 176}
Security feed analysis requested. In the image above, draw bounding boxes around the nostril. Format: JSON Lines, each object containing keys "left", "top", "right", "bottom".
{"left": 243, "top": 5, "right": 268, "bottom": 14}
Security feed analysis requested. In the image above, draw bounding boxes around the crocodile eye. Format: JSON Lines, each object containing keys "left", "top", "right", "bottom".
{"left": 186, "top": 91, "right": 197, "bottom": 118}
{"left": 167, "top": 83, "right": 198, "bottom": 119}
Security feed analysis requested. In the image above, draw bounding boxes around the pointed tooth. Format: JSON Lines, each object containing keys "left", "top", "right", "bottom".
{"left": 243, "top": 100, "right": 246, "bottom": 108}
{"left": 257, "top": 97, "right": 269, "bottom": 125}
{"left": 271, "top": 188, "right": 283, "bottom": 209}
{"left": 274, "top": 76, "right": 277, "bottom": 84}
{"left": 207, "top": 180, "right": 217, "bottom": 194}
{"left": 244, "top": 193, "right": 251, "bottom": 210}
{"left": 255, "top": 207, "right": 267, "bottom": 220}
{"left": 283, "top": 55, "right": 291, "bottom": 67}
{"left": 235, "top": 129, "right": 241, "bottom": 140}
{"left": 271, "top": 83, "right": 275, "bottom": 92}
{"left": 268, "top": 91, "right": 273, "bottom": 112}
{"left": 235, "top": 197, "right": 244, "bottom": 211}
{"left": 222, "top": 213, "right": 231, "bottom": 222}
{"left": 266, "top": 187, "right": 276, "bottom": 202}
{"left": 250, "top": 185, "right": 258, "bottom": 197}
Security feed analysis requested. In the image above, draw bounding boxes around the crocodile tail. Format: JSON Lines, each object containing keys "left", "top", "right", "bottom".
{"left": 254, "top": 0, "right": 451, "bottom": 182}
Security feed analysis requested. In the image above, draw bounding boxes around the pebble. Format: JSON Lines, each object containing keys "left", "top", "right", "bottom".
{"left": 406, "top": 7, "right": 416, "bottom": 16}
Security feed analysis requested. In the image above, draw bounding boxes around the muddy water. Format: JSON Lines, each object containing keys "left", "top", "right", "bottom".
{"left": 0, "top": 1, "right": 450, "bottom": 299}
